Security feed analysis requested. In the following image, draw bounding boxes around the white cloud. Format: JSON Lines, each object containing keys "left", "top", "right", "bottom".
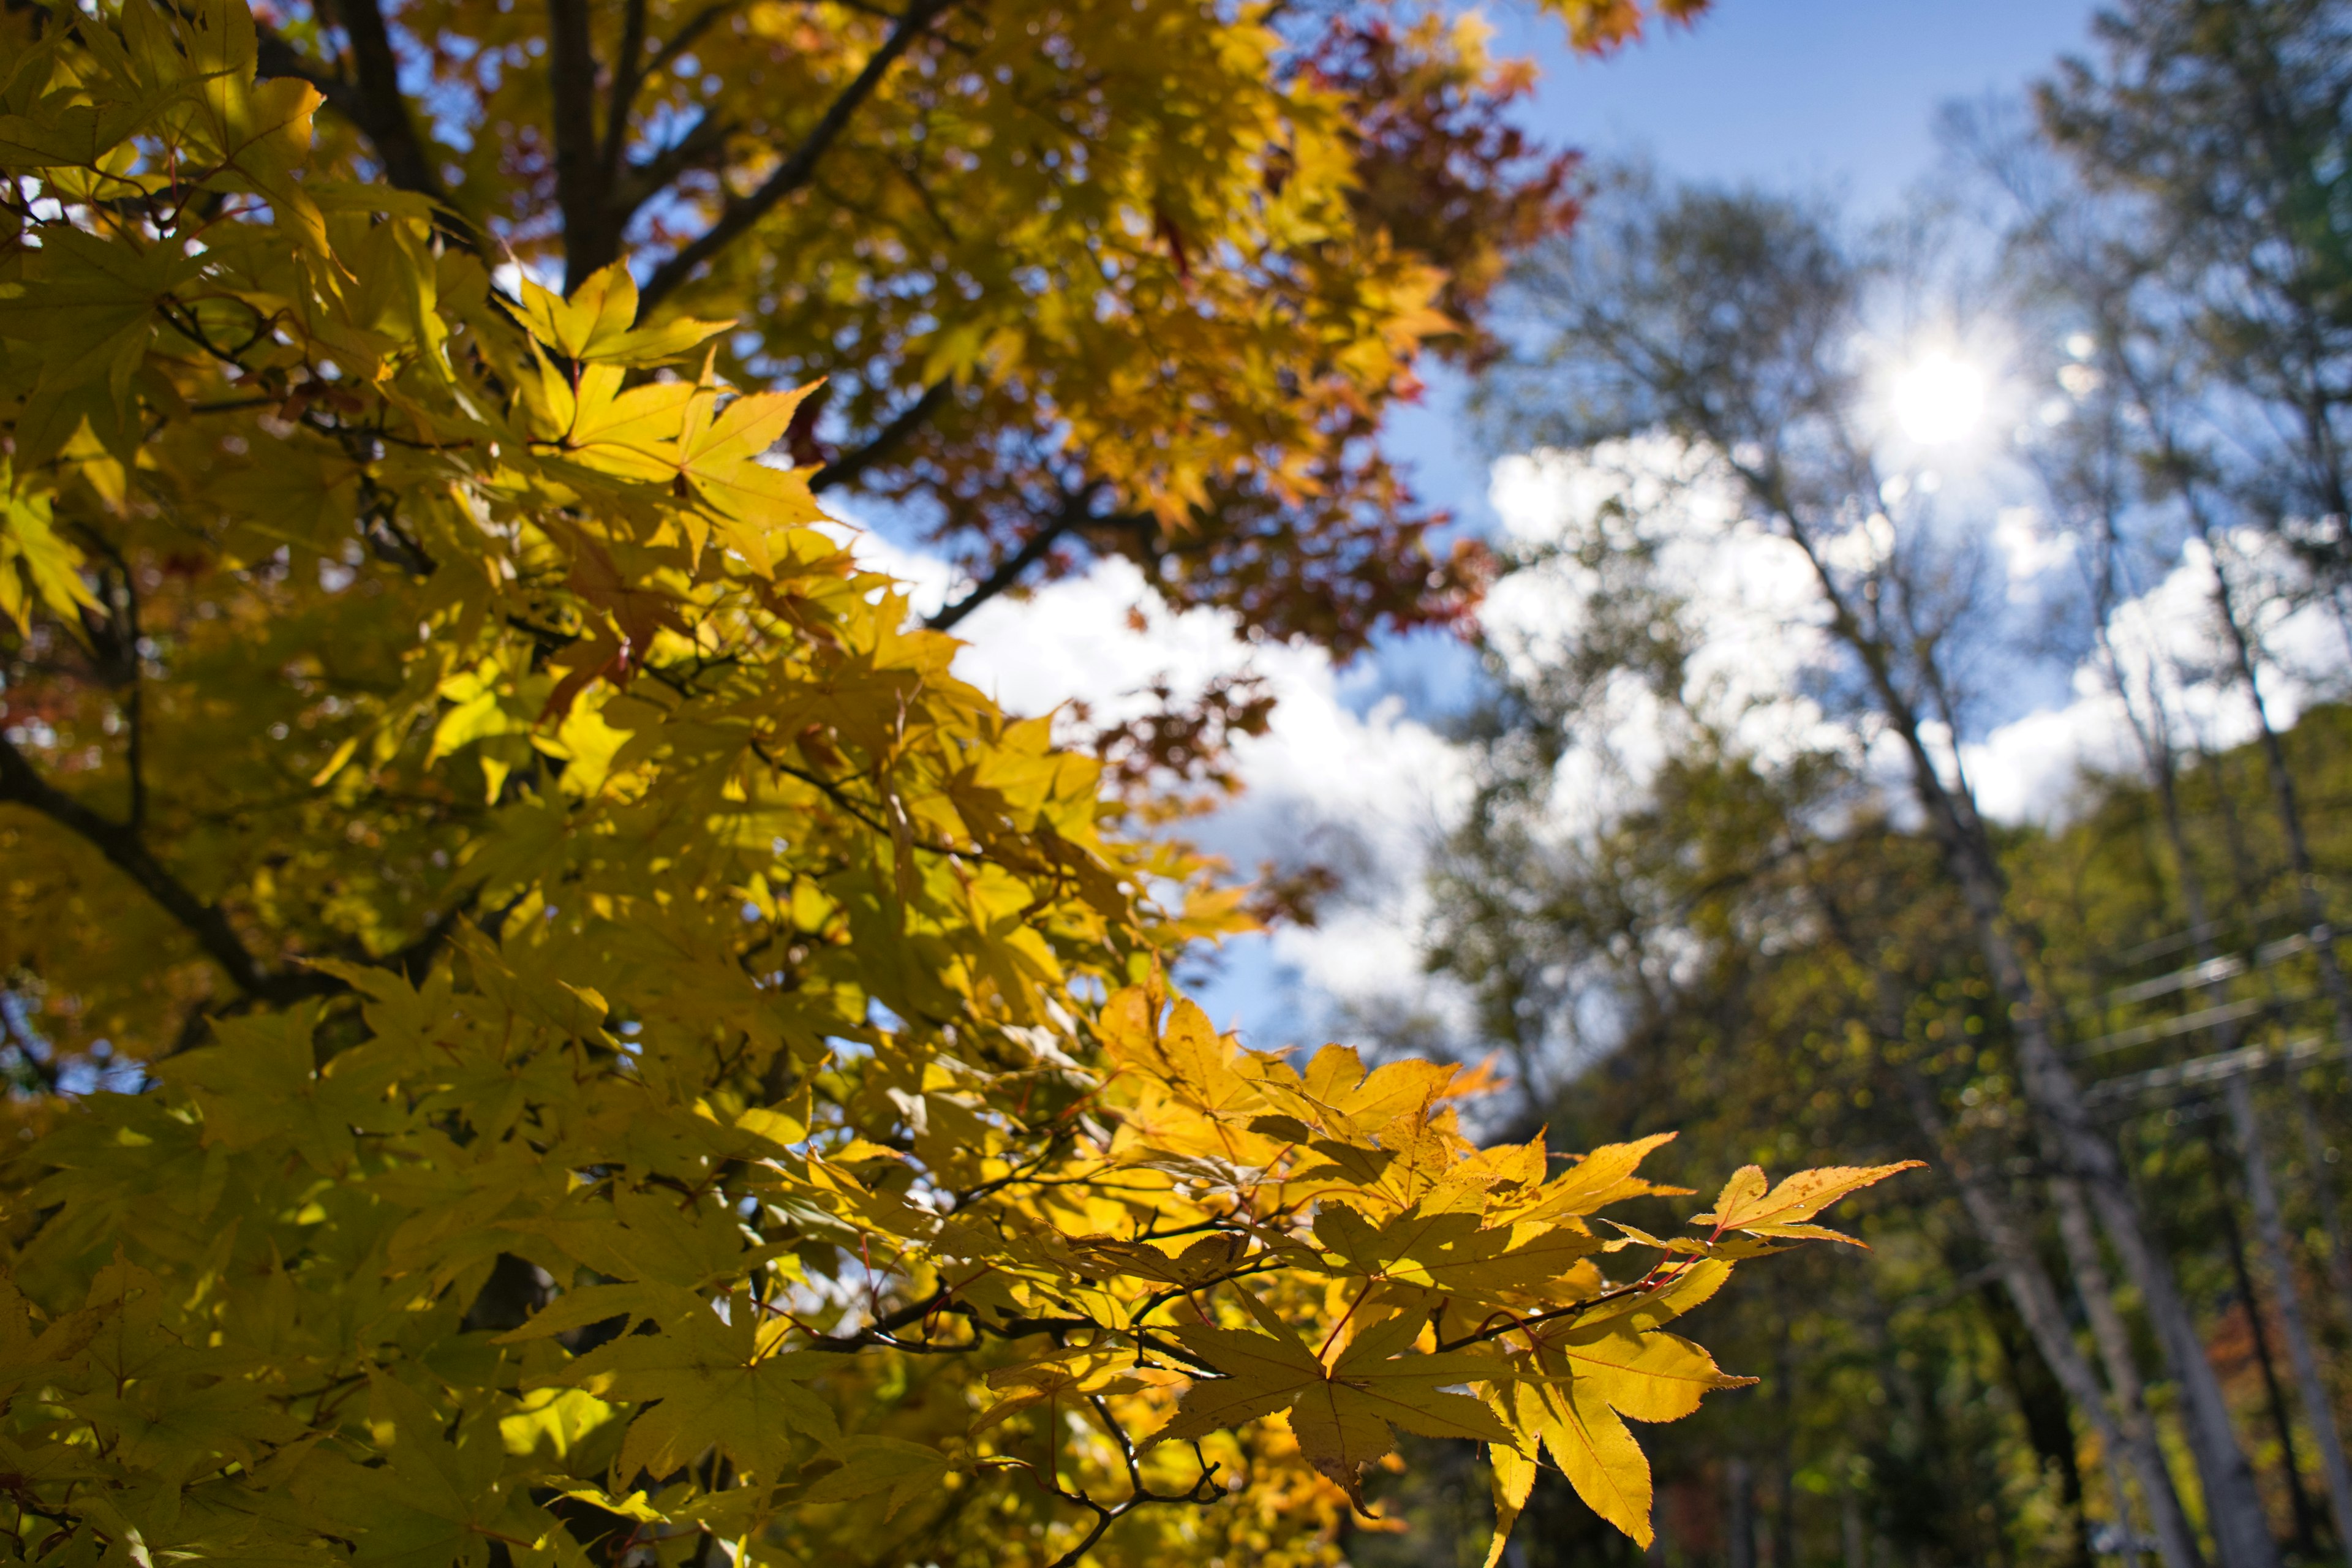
{"left": 1992, "top": 505, "right": 2076, "bottom": 589}
{"left": 1961, "top": 533, "right": 2352, "bottom": 824}
{"left": 1486, "top": 441, "right": 1846, "bottom": 832}
{"left": 1488, "top": 446, "right": 2352, "bottom": 832}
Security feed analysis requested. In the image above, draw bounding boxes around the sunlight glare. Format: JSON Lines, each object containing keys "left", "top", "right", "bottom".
{"left": 1891, "top": 352, "right": 1988, "bottom": 445}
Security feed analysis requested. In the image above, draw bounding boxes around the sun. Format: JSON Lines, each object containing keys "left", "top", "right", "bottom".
{"left": 1890, "top": 352, "right": 1989, "bottom": 445}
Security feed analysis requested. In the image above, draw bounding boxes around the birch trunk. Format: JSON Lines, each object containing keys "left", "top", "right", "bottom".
{"left": 1760, "top": 492, "right": 2280, "bottom": 1568}
{"left": 2227, "top": 1074, "right": 2352, "bottom": 1566}
{"left": 1894, "top": 1069, "right": 2204, "bottom": 1568}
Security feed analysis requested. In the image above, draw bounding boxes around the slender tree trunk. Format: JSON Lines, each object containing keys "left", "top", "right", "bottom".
{"left": 2204, "top": 1120, "right": 2322, "bottom": 1553}
{"left": 1877, "top": 658, "right": 2274, "bottom": 1568}
{"left": 1752, "top": 473, "right": 2279, "bottom": 1568}
{"left": 2228, "top": 1074, "right": 2352, "bottom": 1564}
{"left": 2049, "top": 1174, "right": 2212, "bottom": 1568}
{"left": 1891, "top": 1068, "right": 2204, "bottom": 1568}
{"left": 2189, "top": 515, "right": 2352, "bottom": 1053}
{"left": 1983, "top": 1280, "right": 2097, "bottom": 1568}
{"left": 1806, "top": 722, "right": 2207, "bottom": 1568}
{"left": 2076, "top": 1161, "right": 2279, "bottom": 1568}
{"left": 2136, "top": 730, "right": 2332, "bottom": 1557}
{"left": 2294, "top": 1095, "right": 2352, "bottom": 1332}
{"left": 1728, "top": 1457, "right": 1757, "bottom": 1568}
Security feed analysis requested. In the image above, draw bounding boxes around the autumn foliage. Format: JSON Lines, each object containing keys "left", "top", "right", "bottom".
{"left": 0, "top": 0, "right": 1916, "bottom": 1563}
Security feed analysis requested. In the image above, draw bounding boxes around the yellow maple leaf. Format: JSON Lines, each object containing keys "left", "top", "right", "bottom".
{"left": 516, "top": 262, "right": 731, "bottom": 364}
{"left": 1691, "top": 1161, "right": 1924, "bottom": 1245}
{"left": 1157, "top": 1303, "right": 1509, "bottom": 1504}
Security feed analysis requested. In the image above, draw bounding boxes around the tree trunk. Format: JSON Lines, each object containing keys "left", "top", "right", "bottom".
{"left": 2228, "top": 1074, "right": 2352, "bottom": 1565}
{"left": 1749, "top": 457, "right": 2279, "bottom": 1568}
{"left": 2048, "top": 1174, "right": 2211, "bottom": 1568}
{"left": 1875, "top": 647, "right": 2274, "bottom": 1568}
{"left": 1893, "top": 1069, "right": 2204, "bottom": 1568}
{"left": 2189, "top": 514, "right": 2352, "bottom": 1054}
{"left": 1981, "top": 1280, "right": 2097, "bottom": 1568}
{"left": 1729, "top": 1457, "right": 1757, "bottom": 1568}
{"left": 2294, "top": 1094, "right": 2352, "bottom": 1333}
{"left": 2204, "top": 1118, "right": 2322, "bottom": 1553}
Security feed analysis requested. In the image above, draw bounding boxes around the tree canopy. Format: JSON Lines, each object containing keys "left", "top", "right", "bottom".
{"left": 223, "top": 0, "right": 1701, "bottom": 649}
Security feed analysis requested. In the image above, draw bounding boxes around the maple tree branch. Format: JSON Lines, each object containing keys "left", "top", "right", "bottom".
{"left": 0, "top": 733, "right": 331, "bottom": 1005}
{"left": 252, "top": 29, "right": 356, "bottom": 116}
{"left": 639, "top": 2, "right": 737, "bottom": 91}
{"left": 926, "top": 487, "right": 1102, "bottom": 633}
{"left": 608, "top": 0, "right": 733, "bottom": 162}
{"left": 254, "top": 15, "right": 474, "bottom": 252}
{"left": 1039, "top": 1498, "right": 1118, "bottom": 1568}
{"left": 615, "top": 110, "right": 737, "bottom": 224}
{"left": 375, "top": 902, "right": 483, "bottom": 986}
{"left": 602, "top": 0, "right": 650, "bottom": 186}
{"left": 1430, "top": 1277, "right": 1658, "bottom": 1354}
{"left": 748, "top": 743, "right": 978, "bottom": 862}
{"left": 1126, "top": 1261, "right": 1285, "bottom": 1333}
{"left": 307, "top": 0, "right": 445, "bottom": 207}
{"left": 69, "top": 530, "right": 147, "bottom": 829}
{"left": 810, "top": 380, "right": 950, "bottom": 494}
{"left": 638, "top": 0, "right": 954, "bottom": 310}
{"left": 548, "top": 0, "right": 609, "bottom": 290}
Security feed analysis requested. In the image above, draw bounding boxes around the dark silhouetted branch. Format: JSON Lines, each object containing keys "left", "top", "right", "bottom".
{"left": 639, "top": 0, "right": 953, "bottom": 308}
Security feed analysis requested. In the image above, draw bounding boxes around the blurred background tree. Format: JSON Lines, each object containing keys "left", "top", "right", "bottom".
{"left": 1330, "top": 3, "right": 2352, "bottom": 1564}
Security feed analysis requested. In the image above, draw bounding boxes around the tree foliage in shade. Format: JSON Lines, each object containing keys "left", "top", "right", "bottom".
{"left": 0, "top": 2, "right": 1905, "bottom": 1564}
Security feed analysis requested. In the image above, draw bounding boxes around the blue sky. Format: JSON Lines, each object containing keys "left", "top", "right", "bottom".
{"left": 1385, "top": 0, "right": 2109, "bottom": 548}
{"left": 1517, "top": 0, "right": 2107, "bottom": 211}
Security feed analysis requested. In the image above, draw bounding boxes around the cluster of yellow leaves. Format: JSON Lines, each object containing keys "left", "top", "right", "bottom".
{"left": 0, "top": 2, "right": 1909, "bottom": 1564}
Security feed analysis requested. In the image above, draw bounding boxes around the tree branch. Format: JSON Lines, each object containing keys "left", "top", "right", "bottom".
{"left": 922, "top": 487, "right": 1155, "bottom": 634}
{"left": 601, "top": 0, "right": 650, "bottom": 188}
{"left": 255, "top": 10, "right": 470, "bottom": 247}
{"left": 638, "top": 0, "right": 954, "bottom": 309}
{"left": 606, "top": 0, "right": 735, "bottom": 180}
{"left": 322, "top": 0, "right": 448, "bottom": 207}
{"left": 810, "top": 380, "right": 949, "bottom": 494}
{"left": 614, "top": 110, "right": 737, "bottom": 223}
{"left": 0, "top": 733, "right": 331, "bottom": 1005}
{"left": 253, "top": 30, "right": 356, "bottom": 115}
{"left": 642, "top": 2, "right": 738, "bottom": 89}
{"left": 548, "top": 0, "right": 611, "bottom": 289}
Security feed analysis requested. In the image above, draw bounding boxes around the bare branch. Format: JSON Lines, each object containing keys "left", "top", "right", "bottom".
{"left": 254, "top": 11, "right": 472, "bottom": 249}
{"left": 644, "top": 2, "right": 738, "bottom": 85}
{"left": 602, "top": 0, "right": 650, "bottom": 187}
{"left": 321, "top": 0, "right": 447, "bottom": 208}
{"left": 611, "top": 0, "right": 735, "bottom": 153}
{"left": 615, "top": 110, "right": 737, "bottom": 221}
